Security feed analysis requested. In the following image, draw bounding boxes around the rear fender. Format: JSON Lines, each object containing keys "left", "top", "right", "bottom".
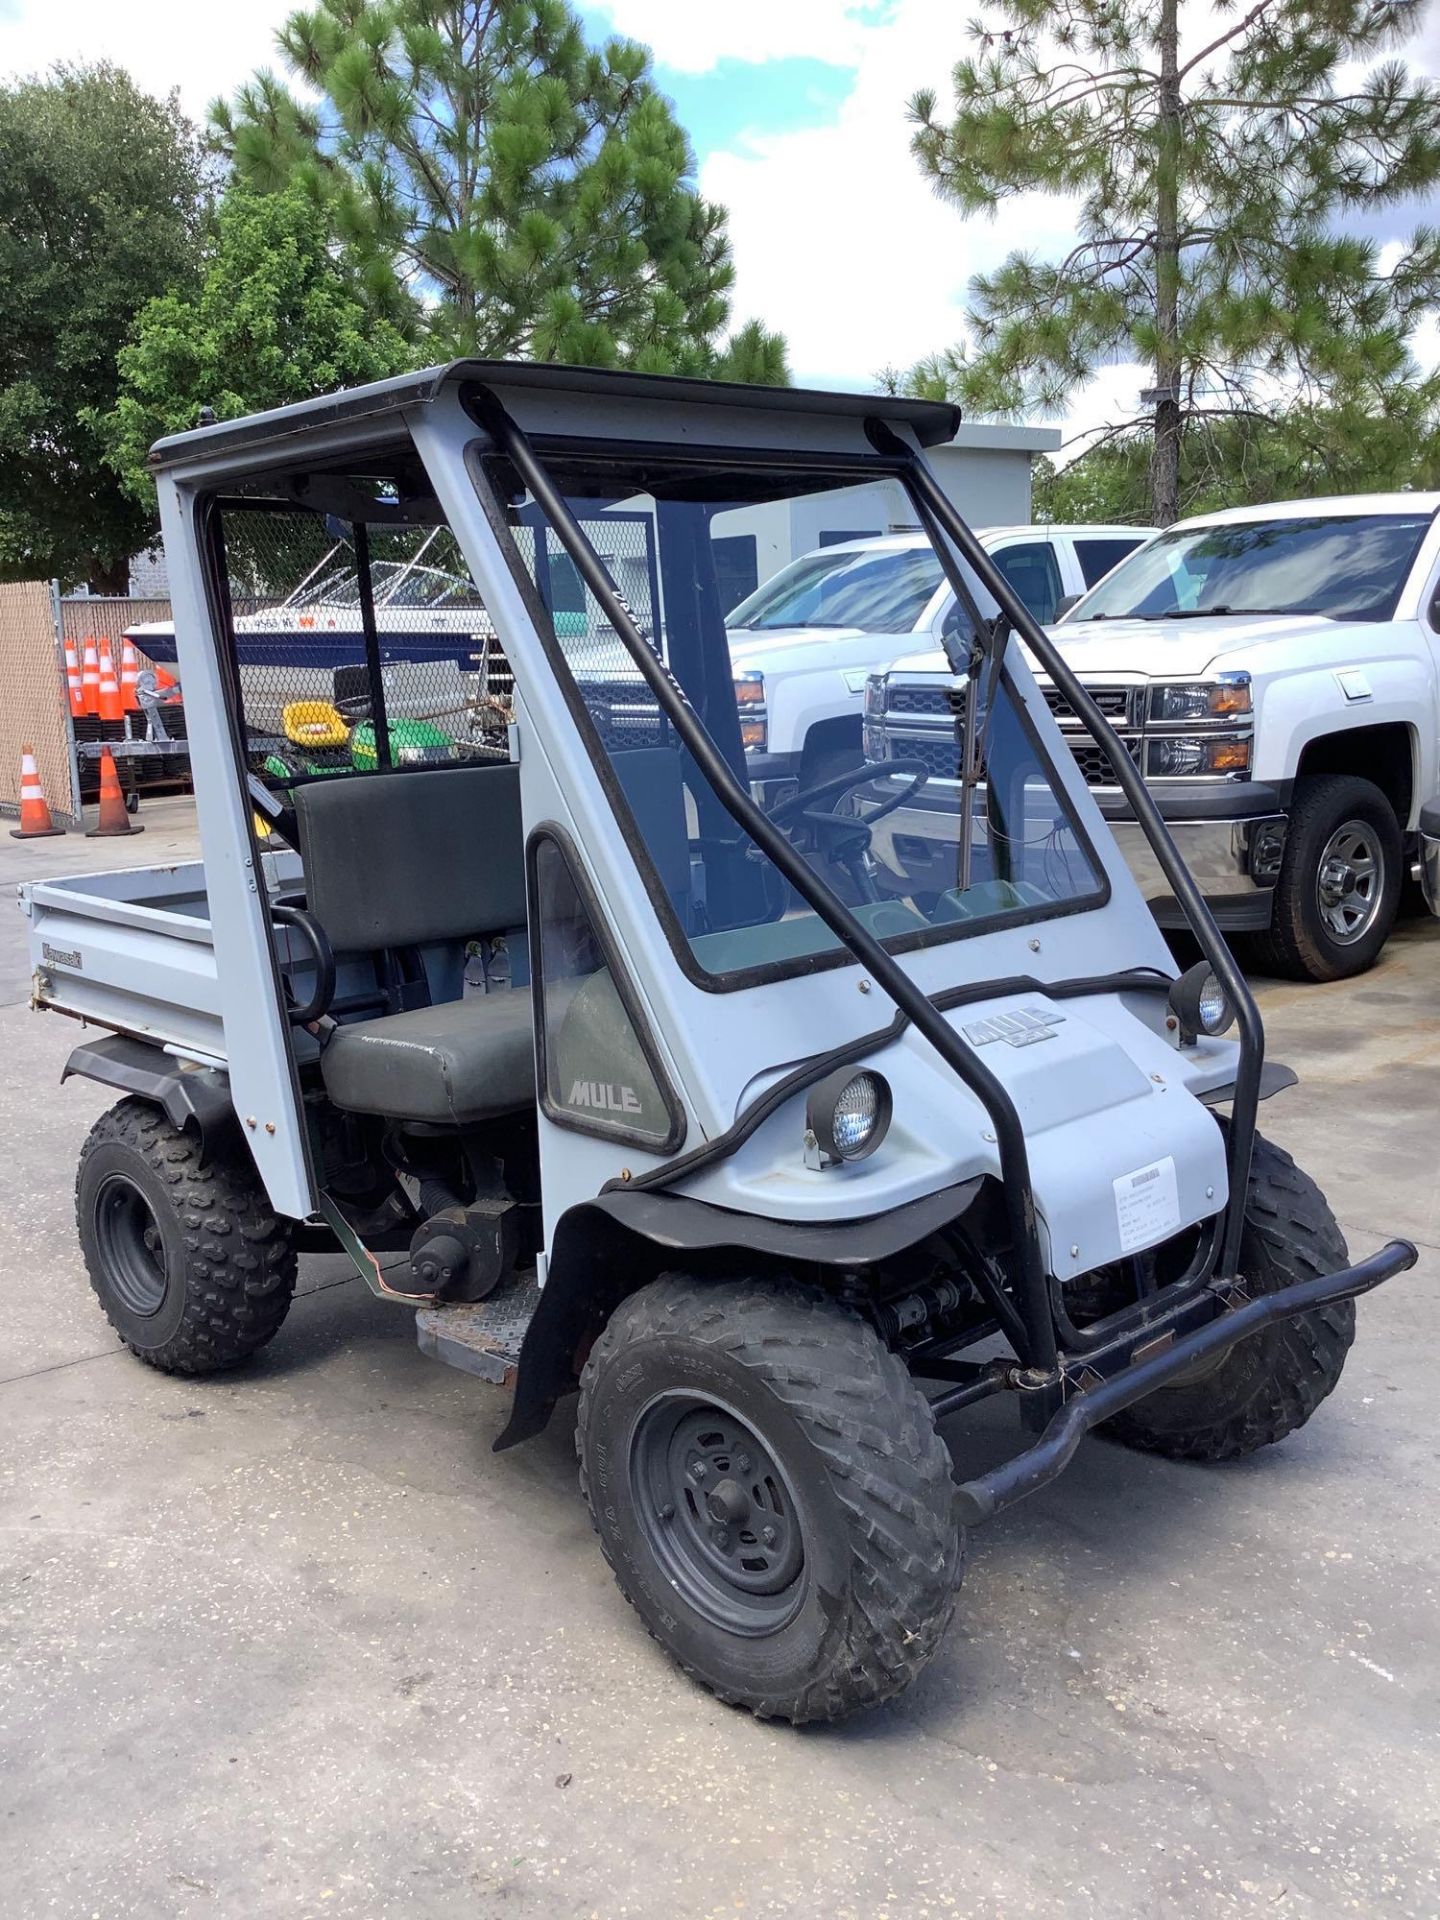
{"left": 63, "top": 1033, "right": 239, "bottom": 1162}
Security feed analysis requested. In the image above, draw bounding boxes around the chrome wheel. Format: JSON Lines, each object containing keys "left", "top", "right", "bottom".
{"left": 1315, "top": 819, "right": 1384, "bottom": 945}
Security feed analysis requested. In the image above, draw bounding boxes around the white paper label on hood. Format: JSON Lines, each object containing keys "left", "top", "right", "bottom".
{"left": 1113, "top": 1156, "right": 1181, "bottom": 1254}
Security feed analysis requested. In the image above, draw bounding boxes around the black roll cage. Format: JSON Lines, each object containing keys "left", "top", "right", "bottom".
{"left": 469, "top": 388, "right": 1265, "bottom": 1372}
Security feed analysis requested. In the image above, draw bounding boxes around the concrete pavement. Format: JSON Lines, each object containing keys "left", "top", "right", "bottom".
{"left": 1, "top": 801, "right": 1436, "bottom": 1919}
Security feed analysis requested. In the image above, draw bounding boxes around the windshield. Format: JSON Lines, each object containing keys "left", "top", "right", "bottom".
{"left": 485, "top": 455, "right": 1106, "bottom": 986}
{"left": 1072, "top": 513, "right": 1432, "bottom": 623}
{"left": 728, "top": 544, "right": 944, "bottom": 634}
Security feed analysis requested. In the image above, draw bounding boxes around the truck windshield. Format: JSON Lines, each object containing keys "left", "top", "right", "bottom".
{"left": 1072, "top": 513, "right": 1432, "bottom": 624}
{"left": 728, "top": 544, "right": 944, "bottom": 633}
{"left": 484, "top": 451, "right": 1107, "bottom": 986}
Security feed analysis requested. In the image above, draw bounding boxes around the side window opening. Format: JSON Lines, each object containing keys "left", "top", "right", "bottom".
{"left": 531, "top": 832, "right": 683, "bottom": 1150}
{"left": 991, "top": 542, "right": 1064, "bottom": 625}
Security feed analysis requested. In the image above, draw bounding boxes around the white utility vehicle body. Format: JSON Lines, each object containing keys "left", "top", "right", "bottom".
{"left": 869, "top": 494, "right": 1440, "bottom": 978}
{"left": 729, "top": 524, "right": 1149, "bottom": 806}
{"left": 20, "top": 365, "right": 1415, "bottom": 1724}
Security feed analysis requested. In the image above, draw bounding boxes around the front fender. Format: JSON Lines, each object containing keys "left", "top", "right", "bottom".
{"left": 494, "top": 1179, "right": 982, "bottom": 1450}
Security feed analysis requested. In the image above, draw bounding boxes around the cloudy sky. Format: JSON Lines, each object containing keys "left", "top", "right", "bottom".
{"left": 1, "top": 0, "right": 1434, "bottom": 447}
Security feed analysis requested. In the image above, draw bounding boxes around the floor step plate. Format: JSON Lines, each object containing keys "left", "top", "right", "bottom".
{"left": 414, "top": 1275, "right": 539, "bottom": 1386}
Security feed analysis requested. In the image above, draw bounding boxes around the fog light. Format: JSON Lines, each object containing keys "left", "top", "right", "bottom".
{"left": 1168, "top": 961, "right": 1236, "bottom": 1044}
{"left": 806, "top": 1068, "right": 892, "bottom": 1166}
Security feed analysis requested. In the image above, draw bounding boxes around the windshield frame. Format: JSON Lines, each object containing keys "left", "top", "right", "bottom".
{"left": 1067, "top": 509, "right": 1437, "bottom": 625}
{"left": 468, "top": 437, "right": 1112, "bottom": 995}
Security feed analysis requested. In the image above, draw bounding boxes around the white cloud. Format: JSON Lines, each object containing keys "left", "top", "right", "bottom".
{"left": 0, "top": 0, "right": 291, "bottom": 118}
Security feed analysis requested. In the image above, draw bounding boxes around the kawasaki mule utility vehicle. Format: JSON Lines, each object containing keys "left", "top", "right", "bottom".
{"left": 23, "top": 365, "right": 1416, "bottom": 1723}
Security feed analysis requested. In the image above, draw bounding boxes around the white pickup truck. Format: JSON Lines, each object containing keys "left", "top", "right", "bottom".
{"left": 728, "top": 523, "right": 1149, "bottom": 801}
{"left": 866, "top": 493, "right": 1440, "bottom": 981}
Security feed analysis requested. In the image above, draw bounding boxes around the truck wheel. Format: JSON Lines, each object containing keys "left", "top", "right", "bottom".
{"left": 1252, "top": 774, "right": 1401, "bottom": 981}
{"left": 1106, "top": 1135, "right": 1353, "bottom": 1462}
{"left": 576, "top": 1274, "right": 963, "bottom": 1724}
{"left": 76, "top": 1098, "right": 297, "bottom": 1373}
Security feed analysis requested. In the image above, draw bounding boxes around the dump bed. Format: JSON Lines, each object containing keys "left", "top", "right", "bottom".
{"left": 21, "top": 850, "right": 304, "bottom": 1063}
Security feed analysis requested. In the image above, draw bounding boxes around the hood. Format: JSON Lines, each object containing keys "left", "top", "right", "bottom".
{"left": 886, "top": 611, "right": 1396, "bottom": 683}
{"left": 726, "top": 623, "right": 899, "bottom": 670}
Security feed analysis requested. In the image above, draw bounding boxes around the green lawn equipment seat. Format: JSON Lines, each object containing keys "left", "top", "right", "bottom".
{"left": 293, "top": 763, "right": 535, "bottom": 1124}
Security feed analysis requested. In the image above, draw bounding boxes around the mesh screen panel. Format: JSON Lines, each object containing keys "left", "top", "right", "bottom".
{"left": 213, "top": 507, "right": 513, "bottom": 790}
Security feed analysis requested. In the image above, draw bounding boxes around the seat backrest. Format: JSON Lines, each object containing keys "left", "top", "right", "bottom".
{"left": 295, "top": 762, "right": 525, "bottom": 952}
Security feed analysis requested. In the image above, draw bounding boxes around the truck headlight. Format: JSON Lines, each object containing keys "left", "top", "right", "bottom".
{"left": 863, "top": 674, "right": 887, "bottom": 719}
{"left": 805, "top": 1068, "right": 893, "bottom": 1166}
{"left": 1149, "top": 677, "right": 1252, "bottom": 722}
{"left": 1147, "top": 735, "right": 1251, "bottom": 776}
{"left": 1168, "top": 962, "right": 1236, "bottom": 1044}
{"left": 735, "top": 672, "right": 766, "bottom": 752}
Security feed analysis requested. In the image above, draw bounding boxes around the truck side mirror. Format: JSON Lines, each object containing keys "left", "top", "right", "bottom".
{"left": 1054, "top": 592, "right": 1082, "bottom": 621}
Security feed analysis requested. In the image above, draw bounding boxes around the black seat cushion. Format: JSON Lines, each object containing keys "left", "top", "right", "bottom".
{"left": 321, "top": 991, "right": 534, "bottom": 1123}
{"left": 294, "top": 762, "right": 526, "bottom": 952}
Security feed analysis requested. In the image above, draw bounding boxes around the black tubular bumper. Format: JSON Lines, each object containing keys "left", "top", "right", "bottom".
{"left": 953, "top": 1238, "right": 1420, "bottom": 1526}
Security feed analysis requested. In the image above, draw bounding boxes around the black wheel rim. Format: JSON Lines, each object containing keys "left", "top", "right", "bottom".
{"left": 94, "top": 1173, "right": 169, "bottom": 1317}
{"left": 629, "top": 1393, "right": 806, "bottom": 1636}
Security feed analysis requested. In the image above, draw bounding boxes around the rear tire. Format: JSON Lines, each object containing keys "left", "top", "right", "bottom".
{"left": 1251, "top": 774, "right": 1401, "bottom": 981}
{"left": 77, "top": 1098, "right": 297, "bottom": 1373}
{"left": 576, "top": 1274, "right": 963, "bottom": 1724}
{"left": 1106, "top": 1134, "right": 1353, "bottom": 1462}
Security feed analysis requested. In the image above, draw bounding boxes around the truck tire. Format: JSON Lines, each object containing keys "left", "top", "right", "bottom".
{"left": 576, "top": 1274, "right": 963, "bottom": 1723}
{"left": 77, "top": 1098, "right": 297, "bottom": 1373}
{"left": 1251, "top": 773, "right": 1401, "bottom": 981}
{"left": 1105, "top": 1134, "right": 1353, "bottom": 1462}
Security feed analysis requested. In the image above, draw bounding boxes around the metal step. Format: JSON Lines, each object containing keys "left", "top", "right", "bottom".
{"left": 414, "top": 1274, "right": 539, "bottom": 1385}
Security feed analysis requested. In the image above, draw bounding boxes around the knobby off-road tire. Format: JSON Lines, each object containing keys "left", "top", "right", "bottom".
{"left": 1250, "top": 773, "right": 1401, "bottom": 982}
{"left": 576, "top": 1275, "right": 964, "bottom": 1724}
{"left": 77, "top": 1098, "right": 297, "bottom": 1373}
{"left": 1106, "top": 1134, "right": 1354, "bottom": 1462}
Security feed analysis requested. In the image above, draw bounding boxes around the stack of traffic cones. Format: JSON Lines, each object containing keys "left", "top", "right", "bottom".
{"left": 119, "top": 640, "right": 140, "bottom": 712}
{"left": 10, "top": 747, "right": 65, "bottom": 839}
{"left": 96, "top": 644, "right": 124, "bottom": 723}
{"left": 86, "top": 746, "right": 142, "bottom": 838}
{"left": 80, "top": 640, "right": 101, "bottom": 717}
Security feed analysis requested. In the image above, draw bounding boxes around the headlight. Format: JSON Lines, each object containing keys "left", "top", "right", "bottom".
{"left": 805, "top": 1068, "right": 893, "bottom": 1167}
{"left": 1147, "top": 735, "right": 1251, "bottom": 776}
{"left": 863, "top": 674, "right": 887, "bottom": 719}
{"left": 734, "top": 672, "right": 766, "bottom": 752}
{"left": 1167, "top": 962, "right": 1236, "bottom": 1044}
{"left": 1149, "top": 677, "right": 1251, "bottom": 722}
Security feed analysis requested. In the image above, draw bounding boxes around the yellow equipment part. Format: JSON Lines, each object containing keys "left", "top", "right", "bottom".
{"left": 282, "top": 699, "right": 349, "bottom": 747}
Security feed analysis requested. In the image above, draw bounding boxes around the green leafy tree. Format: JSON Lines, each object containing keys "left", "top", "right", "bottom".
{"left": 97, "top": 183, "right": 414, "bottom": 508}
{"left": 907, "top": 0, "right": 1440, "bottom": 524}
{"left": 1034, "top": 379, "right": 1440, "bottom": 522}
{"left": 211, "top": 0, "right": 787, "bottom": 380}
{"left": 0, "top": 64, "right": 206, "bottom": 591}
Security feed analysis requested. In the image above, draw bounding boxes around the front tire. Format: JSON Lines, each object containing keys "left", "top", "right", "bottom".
{"left": 577, "top": 1275, "right": 963, "bottom": 1724}
{"left": 1252, "top": 773, "right": 1401, "bottom": 981}
{"left": 77, "top": 1098, "right": 297, "bottom": 1373}
{"left": 1106, "top": 1135, "right": 1354, "bottom": 1462}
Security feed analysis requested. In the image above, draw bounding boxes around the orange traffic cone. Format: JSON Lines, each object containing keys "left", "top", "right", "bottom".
{"left": 86, "top": 746, "right": 142, "bottom": 838}
{"left": 97, "top": 644, "right": 124, "bottom": 723}
{"left": 154, "top": 665, "right": 180, "bottom": 698}
{"left": 63, "top": 640, "right": 85, "bottom": 718}
{"left": 81, "top": 640, "right": 101, "bottom": 718}
{"left": 10, "top": 746, "right": 64, "bottom": 839}
{"left": 119, "top": 639, "right": 140, "bottom": 713}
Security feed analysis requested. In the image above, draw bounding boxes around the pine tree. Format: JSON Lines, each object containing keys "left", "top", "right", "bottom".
{"left": 907, "top": 0, "right": 1440, "bottom": 523}
{"left": 212, "top": 0, "right": 787, "bottom": 379}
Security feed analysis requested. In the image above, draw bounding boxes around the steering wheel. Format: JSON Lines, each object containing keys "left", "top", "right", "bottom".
{"left": 769, "top": 756, "right": 931, "bottom": 832}
{"left": 768, "top": 757, "right": 931, "bottom": 902}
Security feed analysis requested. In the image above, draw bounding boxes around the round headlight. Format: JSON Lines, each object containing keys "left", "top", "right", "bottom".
{"left": 1168, "top": 961, "right": 1236, "bottom": 1042}
{"left": 806, "top": 1068, "right": 893, "bottom": 1166}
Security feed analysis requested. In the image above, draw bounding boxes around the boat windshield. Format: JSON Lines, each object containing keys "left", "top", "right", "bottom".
{"left": 480, "top": 449, "right": 1108, "bottom": 986}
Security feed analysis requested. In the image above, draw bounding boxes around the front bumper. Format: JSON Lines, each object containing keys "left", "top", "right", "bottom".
{"left": 954, "top": 1236, "right": 1419, "bottom": 1524}
{"left": 1420, "top": 801, "right": 1440, "bottom": 915}
{"left": 1098, "top": 783, "right": 1289, "bottom": 933}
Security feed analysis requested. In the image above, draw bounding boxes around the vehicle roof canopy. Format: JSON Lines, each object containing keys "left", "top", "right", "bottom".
{"left": 148, "top": 359, "right": 964, "bottom": 477}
